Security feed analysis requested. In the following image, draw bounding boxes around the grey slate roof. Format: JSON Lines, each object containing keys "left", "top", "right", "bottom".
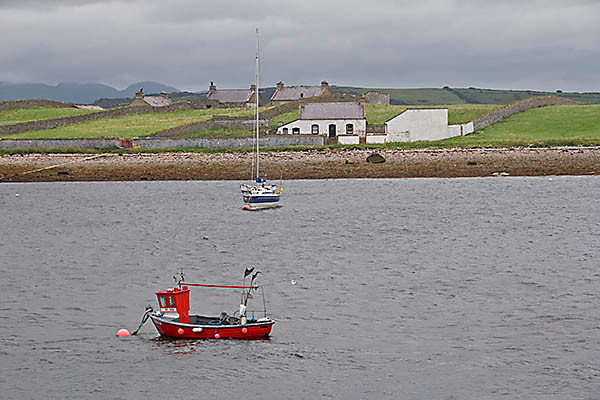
{"left": 272, "top": 86, "right": 323, "bottom": 101}
{"left": 143, "top": 96, "right": 172, "bottom": 107}
{"left": 300, "top": 102, "right": 365, "bottom": 120}
{"left": 206, "top": 89, "right": 253, "bottom": 103}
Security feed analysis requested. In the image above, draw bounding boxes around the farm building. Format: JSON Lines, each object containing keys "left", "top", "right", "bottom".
{"left": 368, "top": 109, "right": 473, "bottom": 143}
{"left": 205, "top": 82, "right": 260, "bottom": 107}
{"left": 277, "top": 102, "right": 366, "bottom": 140}
{"left": 130, "top": 89, "right": 172, "bottom": 107}
{"left": 270, "top": 81, "right": 330, "bottom": 105}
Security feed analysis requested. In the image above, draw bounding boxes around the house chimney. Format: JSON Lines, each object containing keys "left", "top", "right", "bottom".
{"left": 321, "top": 80, "right": 329, "bottom": 90}
{"left": 250, "top": 84, "right": 256, "bottom": 91}
{"left": 135, "top": 88, "right": 144, "bottom": 99}
{"left": 277, "top": 81, "right": 284, "bottom": 90}
{"left": 209, "top": 81, "right": 216, "bottom": 92}
{"left": 160, "top": 91, "right": 169, "bottom": 98}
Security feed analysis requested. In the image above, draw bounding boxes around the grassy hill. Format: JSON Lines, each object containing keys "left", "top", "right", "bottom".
{"left": 442, "top": 105, "right": 600, "bottom": 147}
{"left": 330, "top": 86, "right": 600, "bottom": 105}
{"left": 0, "top": 106, "right": 97, "bottom": 126}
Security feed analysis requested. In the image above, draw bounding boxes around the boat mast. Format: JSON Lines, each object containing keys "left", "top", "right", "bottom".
{"left": 255, "top": 27, "right": 260, "bottom": 181}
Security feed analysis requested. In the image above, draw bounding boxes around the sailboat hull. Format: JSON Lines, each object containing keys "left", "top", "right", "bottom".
{"left": 243, "top": 194, "right": 280, "bottom": 210}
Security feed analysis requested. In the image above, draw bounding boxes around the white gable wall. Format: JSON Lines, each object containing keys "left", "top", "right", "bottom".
{"left": 385, "top": 109, "right": 451, "bottom": 142}
{"left": 277, "top": 119, "right": 366, "bottom": 136}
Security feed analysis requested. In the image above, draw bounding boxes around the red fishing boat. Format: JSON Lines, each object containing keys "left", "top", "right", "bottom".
{"left": 132, "top": 269, "right": 274, "bottom": 339}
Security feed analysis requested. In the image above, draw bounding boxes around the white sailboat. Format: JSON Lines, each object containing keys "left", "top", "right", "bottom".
{"left": 240, "top": 28, "right": 281, "bottom": 211}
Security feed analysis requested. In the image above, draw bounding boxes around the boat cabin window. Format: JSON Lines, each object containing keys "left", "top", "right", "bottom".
{"left": 159, "top": 295, "right": 176, "bottom": 308}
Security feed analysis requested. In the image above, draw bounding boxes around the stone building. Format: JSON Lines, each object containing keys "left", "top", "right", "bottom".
{"left": 365, "top": 91, "right": 390, "bottom": 105}
{"left": 205, "top": 82, "right": 260, "bottom": 107}
{"left": 276, "top": 102, "right": 366, "bottom": 139}
{"left": 130, "top": 89, "right": 173, "bottom": 107}
{"left": 270, "top": 81, "right": 330, "bottom": 105}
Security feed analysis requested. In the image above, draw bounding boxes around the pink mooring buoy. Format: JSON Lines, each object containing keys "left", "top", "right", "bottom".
{"left": 116, "top": 328, "right": 130, "bottom": 337}
{"left": 241, "top": 327, "right": 248, "bottom": 334}
{"left": 214, "top": 332, "right": 221, "bottom": 339}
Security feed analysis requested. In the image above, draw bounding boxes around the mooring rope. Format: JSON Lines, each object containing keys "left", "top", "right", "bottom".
{"left": 131, "top": 307, "right": 153, "bottom": 336}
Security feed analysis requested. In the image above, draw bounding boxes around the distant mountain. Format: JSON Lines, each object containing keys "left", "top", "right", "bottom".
{"left": 0, "top": 81, "right": 179, "bottom": 104}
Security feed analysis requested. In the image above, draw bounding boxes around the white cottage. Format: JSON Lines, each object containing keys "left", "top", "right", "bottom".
{"left": 379, "top": 109, "right": 473, "bottom": 143}
{"left": 277, "top": 102, "right": 366, "bottom": 141}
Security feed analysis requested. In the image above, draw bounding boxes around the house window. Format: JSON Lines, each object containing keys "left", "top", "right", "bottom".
{"left": 292, "top": 127, "right": 300, "bottom": 134}
{"left": 283, "top": 128, "right": 288, "bottom": 134}
{"left": 311, "top": 124, "right": 319, "bottom": 134}
{"left": 346, "top": 124, "right": 354, "bottom": 134}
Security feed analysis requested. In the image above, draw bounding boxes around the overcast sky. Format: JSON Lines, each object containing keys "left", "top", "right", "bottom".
{"left": 1, "top": 0, "right": 598, "bottom": 92}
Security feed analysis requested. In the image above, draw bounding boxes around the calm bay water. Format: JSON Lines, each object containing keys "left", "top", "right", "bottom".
{"left": 1, "top": 177, "right": 599, "bottom": 399}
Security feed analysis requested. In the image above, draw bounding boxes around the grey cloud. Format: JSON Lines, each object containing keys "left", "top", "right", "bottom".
{"left": 0, "top": 0, "right": 599, "bottom": 92}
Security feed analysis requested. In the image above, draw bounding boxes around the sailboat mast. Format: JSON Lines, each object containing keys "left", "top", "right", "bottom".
{"left": 255, "top": 28, "right": 260, "bottom": 181}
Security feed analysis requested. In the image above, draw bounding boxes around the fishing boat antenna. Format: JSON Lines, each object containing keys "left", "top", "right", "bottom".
{"left": 261, "top": 285, "right": 267, "bottom": 318}
{"left": 173, "top": 269, "right": 185, "bottom": 288}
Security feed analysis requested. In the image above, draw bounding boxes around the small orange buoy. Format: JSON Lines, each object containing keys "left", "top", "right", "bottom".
{"left": 214, "top": 332, "right": 221, "bottom": 339}
{"left": 177, "top": 328, "right": 184, "bottom": 335}
{"left": 241, "top": 327, "right": 248, "bottom": 334}
{"left": 15, "top": 194, "right": 20, "bottom": 198}
{"left": 116, "top": 328, "right": 130, "bottom": 337}
{"left": 242, "top": 205, "right": 251, "bottom": 211}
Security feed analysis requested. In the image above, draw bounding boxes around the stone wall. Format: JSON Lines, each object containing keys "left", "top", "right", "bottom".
{"left": 134, "top": 135, "right": 324, "bottom": 149}
{"left": 0, "top": 102, "right": 194, "bottom": 136}
{"left": 0, "top": 138, "right": 120, "bottom": 149}
{"left": 473, "top": 96, "right": 579, "bottom": 131}
{"left": 0, "top": 135, "right": 324, "bottom": 150}
{"left": 367, "top": 125, "right": 385, "bottom": 134}
{"left": 365, "top": 92, "right": 390, "bottom": 105}
{"left": 155, "top": 119, "right": 270, "bottom": 137}
{"left": 0, "top": 99, "right": 76, "bottom": 111}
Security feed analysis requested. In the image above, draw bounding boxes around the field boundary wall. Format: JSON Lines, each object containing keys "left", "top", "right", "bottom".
{"left": 473, "top": 96, "right": 579, "bottom": 131}
{"left": 0, "top": 135, "right": 324, "bottom": 150}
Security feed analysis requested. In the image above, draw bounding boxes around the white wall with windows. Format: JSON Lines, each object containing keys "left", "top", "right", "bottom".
{"left": 277, "top": 119, "right": 366, "bottom": 137}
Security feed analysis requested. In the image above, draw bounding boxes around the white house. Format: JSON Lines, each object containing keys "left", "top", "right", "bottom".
{"left": 378, "top": 109, "right": 474, "bottom": 143}
{"left": 277, "top": 102, "right": 366, "bottom": 142}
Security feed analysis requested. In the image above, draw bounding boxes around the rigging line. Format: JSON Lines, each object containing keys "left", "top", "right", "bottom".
{"left": 180, "top": 282, "right": 257, "bottom": 289}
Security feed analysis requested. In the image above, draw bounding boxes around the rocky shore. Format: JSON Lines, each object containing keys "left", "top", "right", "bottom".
{"left": 1, "top": 147, "right": 599, "bottom": 182}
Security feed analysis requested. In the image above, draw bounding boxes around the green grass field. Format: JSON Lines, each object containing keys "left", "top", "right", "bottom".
{"left": 3, "top": 103, "right": 599, "bottom": 151}
{"left": 441, "top": 105, "right": 600, "bottom": 147}
{"left": 3, "top": 107, "right": 257, "bottom": 139}
{"left": 0, "top": 106, "right": 97, "bottom": 126}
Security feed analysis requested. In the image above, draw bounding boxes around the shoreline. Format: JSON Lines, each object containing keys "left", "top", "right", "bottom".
{"left": 1, "top": 147, "right": 600, "bottom": 182}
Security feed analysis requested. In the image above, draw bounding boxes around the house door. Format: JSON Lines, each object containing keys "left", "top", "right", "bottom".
{"left": 328, "top": 124, "right": 336, "bottom": 138}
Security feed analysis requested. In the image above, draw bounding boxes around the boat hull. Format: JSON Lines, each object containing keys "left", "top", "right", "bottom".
{"left": 149, "top": 314, "right": 274, "bottom": 339}
{"left": 242, "top": 194, "right": 280, "bottom": 210}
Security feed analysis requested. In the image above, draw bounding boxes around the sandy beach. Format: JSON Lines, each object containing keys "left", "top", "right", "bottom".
{"left": 1, "top": 147, "right": 599, "bottom": 182}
